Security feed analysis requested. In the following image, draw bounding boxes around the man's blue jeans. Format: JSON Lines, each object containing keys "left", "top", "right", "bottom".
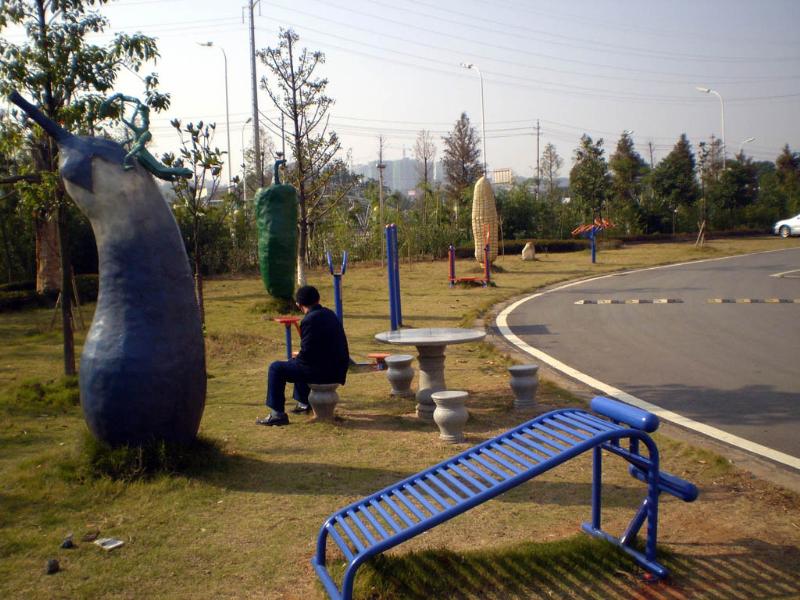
{"left": 266, "top": 359, "right": 312, "bottom": 414}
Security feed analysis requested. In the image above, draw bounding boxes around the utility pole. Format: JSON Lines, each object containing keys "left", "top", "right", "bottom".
{"left": 647, "top": 141, "right": 655, "bottom": 169}
{"left": 247, "top": 0, "right": 263, "bottom": 187}
{"left": 378, "top": 136, "right": 386, "bottom": 268}
{"left": 535, "top": 119, "right": 541, "bottom": 199}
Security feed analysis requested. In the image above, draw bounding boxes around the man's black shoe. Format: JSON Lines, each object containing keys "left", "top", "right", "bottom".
{"left": 256, "top": 413, "right": 289, "bottom": 426}
{"left": 291, "top": 402, "right": 312, "bottom": 414}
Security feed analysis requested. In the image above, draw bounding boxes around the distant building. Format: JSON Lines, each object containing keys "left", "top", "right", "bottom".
{"left": 352, "top": 157, "right": 420, "bottom": 195}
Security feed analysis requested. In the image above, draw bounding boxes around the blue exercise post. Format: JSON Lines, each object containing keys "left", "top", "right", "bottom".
{"left": 572, "top": 218, "right": 614, "bottom": 264}
{"left": 273, "top": 316, "right": 301, "bottom": 360}
{"left": 326, "top": 250, "right": 348, "bottom": 324}
{"left": 385, "top": 224, "right": 403, "bottom": 330}
{"left": 312, "top": 396, "right": 698, "bottom": 600}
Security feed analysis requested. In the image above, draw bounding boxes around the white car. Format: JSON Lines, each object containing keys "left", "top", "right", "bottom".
{"left": 774, "top": 213, "right": 800, "bottom": 238}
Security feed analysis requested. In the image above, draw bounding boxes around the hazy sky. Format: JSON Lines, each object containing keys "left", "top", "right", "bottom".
{"left": 4, "top": 0, "right": 800, "bottom": 183}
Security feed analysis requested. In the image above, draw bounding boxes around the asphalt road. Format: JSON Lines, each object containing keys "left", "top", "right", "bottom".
{"left": 501, "top": 247, "right": 800, "bottom": 464}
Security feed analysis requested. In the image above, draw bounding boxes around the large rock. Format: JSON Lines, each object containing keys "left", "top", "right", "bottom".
{"left": 521, "top": 242, "right": 536, "bottom": 261}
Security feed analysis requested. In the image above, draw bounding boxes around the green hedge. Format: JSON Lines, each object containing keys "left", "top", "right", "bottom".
{"left": 452, "top": 238, "right": 622, "bottom": 259}
{"left": 0, "top": 290, "right": 47, "bottom": 312}
{"left": 0, "top": 280, "right": 35, "bottom": 293}
{"left": 74, "top": 274, "right": 99, "bottom": 302}
{"left": 0, "top": 274, "right": 98, "bottom": 312}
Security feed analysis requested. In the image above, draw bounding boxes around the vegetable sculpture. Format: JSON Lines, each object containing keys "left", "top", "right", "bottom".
{"left": 471, "top": 176, "right": 498, "bottom": 266}
{"left": 8, "top": 91, "right": 206, "bottom": 446}
{"left": 255, "top": 159, "right": 298, "bottom": 300}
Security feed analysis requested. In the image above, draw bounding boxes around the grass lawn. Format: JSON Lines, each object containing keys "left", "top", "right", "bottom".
{"left": 1, "top": 236, "right": 799, "bottom": 599}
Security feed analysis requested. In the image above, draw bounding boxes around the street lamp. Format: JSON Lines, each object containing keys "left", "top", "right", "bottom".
{"left": 696, "top": 86, "right": 726, "bottom": 168}
{"left": 738, "top": 137, "right": 755, "bottom": 156}
{"left": 240, "top": 117, "right": 252, "bottom": 203}
{"left": 199, "top": 41, "right": 232, "bottom": 188}
{"left": 460, "top": 62, "right": 487, "bottom": 176}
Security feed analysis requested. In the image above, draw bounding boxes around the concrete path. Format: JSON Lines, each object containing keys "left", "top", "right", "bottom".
{"left": 497, "top": 248, "right": 800, "bottom": 469}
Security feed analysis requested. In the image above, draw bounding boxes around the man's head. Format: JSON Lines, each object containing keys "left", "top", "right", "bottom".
{"left": 295, "top": 285, "right": 320, "bottom": 313}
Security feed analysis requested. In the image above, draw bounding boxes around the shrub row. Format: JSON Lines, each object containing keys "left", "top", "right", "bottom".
{"left": 0, "top": 274, "right": 98, "bottom": 312}
{"left": 452, "top": 238, "right": 623, "bottom": 259}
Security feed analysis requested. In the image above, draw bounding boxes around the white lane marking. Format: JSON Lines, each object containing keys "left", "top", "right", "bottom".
{"left": 496, "top": 248, "right": 800, "bottom": 471}
{"left": 770, "top": 269, "right": 800, "bottom": 278}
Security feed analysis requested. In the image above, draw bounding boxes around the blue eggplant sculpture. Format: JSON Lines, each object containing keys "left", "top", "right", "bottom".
{"left": 9, "top": 91, "right": 206, "bottom": 446}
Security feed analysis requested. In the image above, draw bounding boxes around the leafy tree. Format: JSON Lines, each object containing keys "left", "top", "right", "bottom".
{"left": 161, "top": 120, "right": 225, "bottom": 326}
{"left": 569, "top": 134, "right": 609, "bottom": 218}
{"left": 0, "top": 0, "right": 167, "bottom": 375}
{"left": 650, "top": 134, "right": 698, "bottom": 233}
{"left": 706, "top": 155, "right": 758, "bottom": 228}
{"left": 609, "top": 132, "right": 648, "bottom": 233}
{"left": 441, "top": 112, "right": 483, "bottom": 222}
{"left": 776, "top": 144, "right": 800, "bottom": 215}
{"left": 259, "top": 28, "right": 352, "bottom": 286}
{"left": 745, "top": 165, "right": 786, "bottom": 229}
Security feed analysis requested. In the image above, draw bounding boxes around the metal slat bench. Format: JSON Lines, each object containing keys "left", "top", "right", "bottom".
{"left": 312, "top": 396, "right": 698, "bottom": 600}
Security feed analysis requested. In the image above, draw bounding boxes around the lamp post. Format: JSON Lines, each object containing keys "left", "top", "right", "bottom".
{"left": 696, "top": 86, "right": 726, "bottom": 168}
{"left": 241, "top": 117, "right": 252, "bottom": 204}
{"left": 460, "top": 62, "right": 487, "bottom": 176}
{"left": 738, "top": 137, "right": 755, "bottom": 157}
{"left": 199, "top": 41, "right": 232, "bottom": 188}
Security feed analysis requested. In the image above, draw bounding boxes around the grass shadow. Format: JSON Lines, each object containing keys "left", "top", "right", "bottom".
{"left": 349, "top": 535, "right": 638, "bottom": 599}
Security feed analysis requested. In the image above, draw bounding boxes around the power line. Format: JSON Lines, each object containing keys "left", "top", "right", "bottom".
{"left": 377, "top": 0, "right": 800, "bottom": 64}
{"left": 270, "top": 0, "right": 798, "bottom": 82}
{"left": 256, "top": 23, "right": 799, "bottom": 106}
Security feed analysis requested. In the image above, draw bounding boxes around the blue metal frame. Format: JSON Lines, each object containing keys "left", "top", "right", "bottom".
{"left": 312, "top": 396, "right": 698, "bottom": 600}
{"left": 283, "top": 325, "right": 293, "bottom": 360}
{"left": 327, "top": 251, "right": 348, "bottom": 324}
{"left": 391, "top": 226, "right": 402, "bottom": 326}
{"left": 385, "top": 225, "right": 398, "bottom": 331}
{"left": 385, "top": 224, "right": 402, "bottom": 330}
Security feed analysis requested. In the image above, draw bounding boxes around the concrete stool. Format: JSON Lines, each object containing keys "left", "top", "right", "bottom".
{"left": 432, "top": 390, "right": 468, "bottom": 443}
{"left": 508, "top": 364, "right": 539, "bottom": 409}
{"left": 309, "top": 383, "right": 339, "bottom": 421}
{"left": 385, "top": 354, "right": 414, "bottom": 397}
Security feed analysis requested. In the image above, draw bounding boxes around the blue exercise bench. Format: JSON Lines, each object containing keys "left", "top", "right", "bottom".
{"left": 312, "top": 396, "right": 698, "bottom": 600}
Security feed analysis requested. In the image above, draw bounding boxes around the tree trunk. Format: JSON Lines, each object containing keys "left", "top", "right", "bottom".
{"left": 57, "top": 201, "right": 76, "bottom": 376}
{"left": 296, "top": 216, "right": 307, "bottom": 287}
{"left": 193, "top": 217, "right": 205, "bottom": 326}
{"left": 0, "top": 213, "right": 14, "bottom": 283}
{"left": 35, "top": 211, "right": 61, "bottom": 293}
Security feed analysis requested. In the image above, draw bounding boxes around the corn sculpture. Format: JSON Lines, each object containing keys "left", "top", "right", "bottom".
{"left": 471, "top": 176, "right": 498, "bottom": 266}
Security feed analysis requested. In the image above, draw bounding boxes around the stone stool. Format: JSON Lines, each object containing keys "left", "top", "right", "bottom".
{"left": 385, "top": 354, "right": 415, "bottom": 397}
{"left": 508, "top": 364, "right": 539, "bottom": 409}
{"left": 432, "top": 390, "right": 469, "bottom": 443}
{"left": 309, "top": 383, "right": 340, "bottom": 421}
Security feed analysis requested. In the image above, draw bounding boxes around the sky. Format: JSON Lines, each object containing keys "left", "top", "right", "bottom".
{"left": 4, "top": 0, "right": 800, "bottom": 185}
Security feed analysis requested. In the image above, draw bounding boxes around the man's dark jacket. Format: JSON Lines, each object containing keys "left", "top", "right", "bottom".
{"left": 295, "top": 304, "right": 350, "bottom": 384}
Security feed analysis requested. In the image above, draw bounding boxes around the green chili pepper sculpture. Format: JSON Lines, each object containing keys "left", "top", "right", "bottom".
{"left": 255, "top": 159, "right": 298, "bottom": 300}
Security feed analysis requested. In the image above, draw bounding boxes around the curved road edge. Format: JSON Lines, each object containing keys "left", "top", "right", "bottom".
{"left": 494, "top": 248, "right": 800, "bottom": 472}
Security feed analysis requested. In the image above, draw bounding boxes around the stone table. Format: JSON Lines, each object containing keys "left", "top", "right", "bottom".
{"left": 375, "top": 328, "right": 486, "bottom": 420}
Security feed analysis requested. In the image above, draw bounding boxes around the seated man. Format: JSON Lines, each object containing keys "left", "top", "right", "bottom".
{"left": 257, "top": 285, "right": 350, "bottom": 426}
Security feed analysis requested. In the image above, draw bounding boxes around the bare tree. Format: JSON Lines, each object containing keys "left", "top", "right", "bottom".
{"left": 414, "top": 129, "right": 436, "bottom": 226}
{"left": 414, "top": 129, "right": 435, "bottom": 190}
{"left": 540, "top": 142, "right": 563, "bottom": 196}
{"left": 258, "top": 28, "right": 351, "bottom": 286}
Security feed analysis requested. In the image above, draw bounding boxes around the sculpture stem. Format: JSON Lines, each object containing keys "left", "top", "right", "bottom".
{"left": 8, "top": 91, "right": 72, "bottom": 144}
